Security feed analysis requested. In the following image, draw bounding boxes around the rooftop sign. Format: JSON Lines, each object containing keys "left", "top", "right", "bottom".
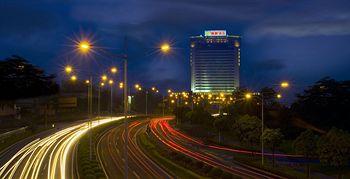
{"left": 204, "top": 30, "right": 227, "bottom": 37}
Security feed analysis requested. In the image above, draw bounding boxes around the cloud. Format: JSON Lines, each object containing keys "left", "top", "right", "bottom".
{"left": 253, "top": 59, "right": 286, "bottom": 71}
{"left": 246, "top": 0, "right": 350, "bottom": 38}
{"left": 0, "top": 3, "right": 58, "bottom": 38}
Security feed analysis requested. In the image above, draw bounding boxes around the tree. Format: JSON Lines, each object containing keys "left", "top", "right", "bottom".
{"left": 213, "top": 115, "right": 233, "bottom": 143}
{"left": 262, "top": 128, "right": 284, "bottom": 167}
{"left": 233, "top": 115, "right": 261, "bottom": 148}
{"left": 173, "top": 106, "right": 191, "bottom": 123}
{"left": 293, "top": 129, "right": 318, "bottom": 178}
{"left": 0, "top": 55, "right": 59, "bottom": 100}
{"left": 291, "top": 77, "right": 350, "bottom": 130}
{"left": 317, "top": 127, "right": 350, "bottom": 177}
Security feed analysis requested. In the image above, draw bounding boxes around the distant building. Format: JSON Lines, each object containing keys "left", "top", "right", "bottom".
{"left": 190, "top": 30, "right": 240, "bottom": 94}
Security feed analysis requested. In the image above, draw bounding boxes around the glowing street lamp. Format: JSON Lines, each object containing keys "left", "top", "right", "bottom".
{"left": 160, "top": 43, "right": 171, "bottom": 53}
{"left": 78, "top": 40, "right": 91, "bottom": 53}
{"left": 85, "top": 80, "right": 90, "bottom": 84}
{"left": 108, "top": 80, "right": 114, "bottom": 85}
{"left": 277, "top": 94, "right": 282, "bottom": 99}
{"left": 100, "top": 82, "right": 105, "bottom": 87}
{"left": 101, "top": 75, "right": 108, "bottom": 81}
{"left": 110, "top": 67, "right": 117, "bottom": 74}
{"left": 134, "top": 84, "right": 140, "bottom": 89}
{"left": 65, "top": 65, "right": 73, "bottom": 74}
{"left": 70, "top": 75, "right": 77, "bottom": 81}
{"left": 280, "top": 81, "right": 289, "bottom": 88}
{"left": 245, "top": 93, "right": 252, "bottom": 99}
{"left": 119, "top": 82, "right": 124, "bottom": 89}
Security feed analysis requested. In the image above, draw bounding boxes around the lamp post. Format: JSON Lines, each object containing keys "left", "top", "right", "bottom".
{"left": 245, "top": 81, "right": 289, "bottom": 166}
{"left": 109, "top": 80, "right": 114, "bottom": 119}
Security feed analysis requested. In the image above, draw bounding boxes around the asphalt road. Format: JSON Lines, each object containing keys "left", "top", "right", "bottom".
{"left": 150, "top": 117, "right": 288, "bottom": 179}
{"left": 96, "top": 119, "right": 173, "bottom": 179}
{"left": 0, "top": 117, "right": 124, "bottom": 179}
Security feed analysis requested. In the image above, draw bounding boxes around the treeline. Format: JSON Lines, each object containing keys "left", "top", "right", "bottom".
{"left": 173, "top": 77, "right": 350, "bottom": 177}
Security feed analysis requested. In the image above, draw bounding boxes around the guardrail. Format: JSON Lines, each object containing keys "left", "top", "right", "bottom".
{"left": 0, "top": 126, "right": 28, "bottom": 141}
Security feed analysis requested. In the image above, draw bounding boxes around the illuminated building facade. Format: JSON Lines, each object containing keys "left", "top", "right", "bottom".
{"left": 190, "top": 30, "right": 240, "bottom": 94}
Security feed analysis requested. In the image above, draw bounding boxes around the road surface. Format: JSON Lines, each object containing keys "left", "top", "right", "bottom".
{"left": 150, "top": 117, "right": 289, "bottom": 179}
{"left": 0, "top": 117, "right": 124, "bottom": 179}
{"left": 96, "top": 119, "right": 173, "bottom": 179}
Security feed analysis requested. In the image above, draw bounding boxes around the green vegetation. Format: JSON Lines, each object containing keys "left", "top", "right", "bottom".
{"left": 171, "top": 78, "right": 350, "bottom": 178}
{"left": 138, "top": 132, "right": 206, "bottom": 178}
{"left": 77, "top": 119, "right": 125, "bottom": 179}
{"left": 138, "top": 131, "right": 241, "bottom": 178}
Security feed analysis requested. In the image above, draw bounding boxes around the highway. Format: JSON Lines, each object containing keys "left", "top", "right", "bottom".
{"left": 150, "top": 117, "right": 290, "bottom": 179}
{"left": 0, "top": 116, "right": 124, "bottom": 179}
{"left": 96, "top": 119, "right": 173, "bottom": 179}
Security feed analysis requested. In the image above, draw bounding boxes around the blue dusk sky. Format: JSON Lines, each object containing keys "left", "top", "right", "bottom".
{"left": 1, "top": 0, "right": 350, "bottom": 98}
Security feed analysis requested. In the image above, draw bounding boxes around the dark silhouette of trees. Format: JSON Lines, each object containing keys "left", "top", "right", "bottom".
{"left": 0, "top": 55, "right": 59, "bottom": 100}
{"left": 317, "top": 127, "right": 350, "bottom": 177}
{"left": 262, "top": 128, "right": 283, "bottom": 167}
{"left": 291, "top": 77, "right": 350, "bottom": 130}
{"left": 293, "top": 129, "right": 318, "bottom": 178}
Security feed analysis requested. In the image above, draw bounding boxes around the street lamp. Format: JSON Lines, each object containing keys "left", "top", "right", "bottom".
{"left": 160, "top": 43, "right": 171, "bottom": 53}
{"left": 70, "top": 75, "right": 77, "bottom": 81}
{"left": 109, "top": 80, "right": 114, "bottom": 119}
{"left": 97, "top": 82, "right": 105, "bottom": 117}
{"left": 245, "top": 93, "right": 252, "bottom": 99}
{"left": 101, "top": 75, "right": 108, "bottom": 81}
{"left": 245, "top": 81, "right": 289, "bottom": 166}
{"left": 78, "top": 40, "right": 91, "bottom": 54}
{"left": 110, "top": 67, "right": 117, "bottom": 74}
{"left": 280, "top": 81, "right": 289, "bottom": 88}
{"left": 65, "top": 65, "right": 73, "bottom": 74}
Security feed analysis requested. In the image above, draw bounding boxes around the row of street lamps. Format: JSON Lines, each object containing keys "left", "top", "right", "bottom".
{"left": 64, "top": 38, "right": 171, "bottom": 178}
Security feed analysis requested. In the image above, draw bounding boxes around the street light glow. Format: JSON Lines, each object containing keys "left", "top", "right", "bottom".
{"left": 65, "top": 66, "right": 72, "bottom": 74}
{"left": 245, "top": 93, "right": 252, "bottom": 99}
{"left": 101, "top": 75, "right": 108, "bottom": 81}
{"left": 78, "top": 40, "right": 91, "bottom": 53}
{"left": 70, "top": 75, "right": 77, "bottom": 81}
{"left": 135, "top": 84, "right": 140, "bottom": 89}
{"left": 280, "top": 81, "right": 289, "bottom": 88}
{"left": 119, "top": 82, "right": 124, "bottom": 89}
{"left": 111, "top": 67, "right": 117, "bottom": 74}
{"left": 85, "top": 80, "right": 90, "bottom": 84}
{"left": 108, "top": 80, "right": 114, "bottom": 85}
{"left": 277, "top": 94, "right": 282, "bottom": 99}
{"left": 100, "top": 82, "right": 105, "bottom": 86}
{"left": 160, "top": 43, "right": 170, "bottom": 53}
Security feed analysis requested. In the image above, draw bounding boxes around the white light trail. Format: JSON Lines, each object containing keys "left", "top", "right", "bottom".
{"left": 0, "top": 117, "right": 124, "bottom": 179}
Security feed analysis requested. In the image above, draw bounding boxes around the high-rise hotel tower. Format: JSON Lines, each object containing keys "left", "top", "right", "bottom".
{"left": 190, "top": 30, "right": 240, "bottom": 94}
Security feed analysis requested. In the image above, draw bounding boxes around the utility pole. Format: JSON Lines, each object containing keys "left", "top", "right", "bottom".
{"left": 145, "top": 91, "right": 148, "bottom": 116}
{"left": 123, "top": 37, "right": 129, "bottom": 179}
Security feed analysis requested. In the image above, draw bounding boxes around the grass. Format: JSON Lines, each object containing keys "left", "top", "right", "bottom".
{"left": 138, "top": 132, "right": 206, "bottom": 179}
{"left": 0, "top": 126, "right": 50, "bottom": 153}
{"left": 77, "top": 118, "right": 126, "bottom": 179}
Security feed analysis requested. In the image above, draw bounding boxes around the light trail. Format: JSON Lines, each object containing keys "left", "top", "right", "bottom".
{"left": 149, "top": 117, "right": 292, "bottom": 178}
{"left": 0, "top": 116, "right": 124, "bottom": 179}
